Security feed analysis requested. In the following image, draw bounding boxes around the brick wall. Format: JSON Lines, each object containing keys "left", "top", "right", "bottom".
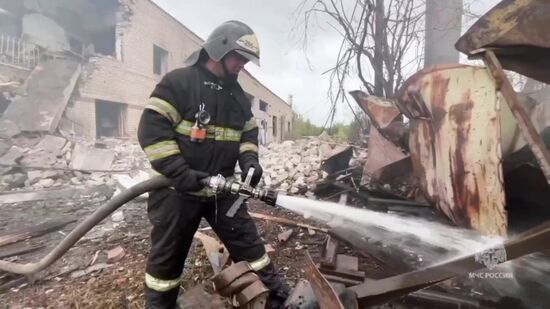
{"left": 64, "top": 97, "right": 96, "bottom": 137}
{"left": 73, "top": 0, "right": 294, "bottom": 141}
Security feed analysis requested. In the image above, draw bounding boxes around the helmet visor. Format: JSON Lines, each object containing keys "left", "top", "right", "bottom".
{"left": 235, "top": 50, "right": 260, "bottom": 66}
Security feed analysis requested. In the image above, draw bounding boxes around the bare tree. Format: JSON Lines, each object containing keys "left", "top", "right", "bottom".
{"left": 295, "top": 0, "right": 425, "bottom": 127}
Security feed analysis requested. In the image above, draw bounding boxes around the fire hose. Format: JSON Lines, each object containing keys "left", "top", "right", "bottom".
{"left": 2, "top": 171, "right": 549, "bottom": 307}
{"left": 0, "top": 170, "right": 277, "bottom": 275}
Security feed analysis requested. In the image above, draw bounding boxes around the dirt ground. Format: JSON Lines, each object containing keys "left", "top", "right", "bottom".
{"left": 0, "top": 196, "right": 339, "bottom": 309}
{"left": 6, "top": 189, "right": 541, "bottom": 309}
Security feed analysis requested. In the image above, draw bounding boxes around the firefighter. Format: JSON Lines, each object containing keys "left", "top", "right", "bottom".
{"left": 138, "top": 21, "right": 290, "bottom": 308}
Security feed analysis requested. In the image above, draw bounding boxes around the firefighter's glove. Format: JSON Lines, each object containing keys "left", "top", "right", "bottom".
{"left": 241, "top": 161, "right": 263, "bottom": 187}
{"left": 174, "top": 169, "right": 209, "bottom": 192}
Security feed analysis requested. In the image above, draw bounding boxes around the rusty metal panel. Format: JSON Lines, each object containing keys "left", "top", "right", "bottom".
{"left": 362, "top": 127, "right": 407, "bottom": 186}
{"left": 349, "top": 91, "right": 408, "bottom": 148}
{"left": 303, "top": 251, "right": 345, "bottom": 309}
{"left": 456, "top": 0, "right": 550, "bottom": 84}
{"left": 397, "top": 65, "right": 507, "bottom": 235}
{"left": 349, "top": 91, "right": 401, "bottom": 129}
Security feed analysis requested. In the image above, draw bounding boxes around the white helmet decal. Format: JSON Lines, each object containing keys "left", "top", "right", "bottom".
{"left": 236, "top": 34, "right": 260, "bottom": 56}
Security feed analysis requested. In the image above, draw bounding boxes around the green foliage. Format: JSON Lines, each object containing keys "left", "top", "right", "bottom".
{"left": 347, "top": 114, "right": 370, "bottom": 143}
{"left": 295, "top": 113, "right": 370, "bottom": 143}
{"left": 296, "top": 117, "right": 323, "bottom": 137}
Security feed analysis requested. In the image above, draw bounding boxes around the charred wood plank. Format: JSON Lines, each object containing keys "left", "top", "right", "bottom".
{"left": 319, "top": 266, "right": 365, "bottom": 282}
{"left": 322, "top": 274, "right": 363, "bottom": 286}
{"left": 0, "top": 276, "right": 26, "bottom": 292}
{"left": 320, "top": 236, "right": 339, "bottom": 269}
{"left": 335, "top": 254, "right": 359, "bottom": 271}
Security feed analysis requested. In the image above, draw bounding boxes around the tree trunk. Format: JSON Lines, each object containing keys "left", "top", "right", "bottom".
{"left": 373, "top": 0, "right": 385, "bottom": 96}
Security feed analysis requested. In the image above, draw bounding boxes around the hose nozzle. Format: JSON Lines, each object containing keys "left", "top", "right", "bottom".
{"left": 200, "top": 174, "right": 278, "bottom": 206}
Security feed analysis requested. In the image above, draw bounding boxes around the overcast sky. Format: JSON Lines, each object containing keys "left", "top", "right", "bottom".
{"left": 151, "top": 0, "right": 498, "bottom": 126}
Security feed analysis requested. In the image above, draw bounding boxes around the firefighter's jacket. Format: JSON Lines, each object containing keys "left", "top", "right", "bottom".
{"left": 138, "top": 64, "right": 259, "bottom": 195}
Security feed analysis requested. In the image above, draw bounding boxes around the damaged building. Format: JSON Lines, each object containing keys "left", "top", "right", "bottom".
{"left": 0, "top": 0, "right": 295, "bottom": 143}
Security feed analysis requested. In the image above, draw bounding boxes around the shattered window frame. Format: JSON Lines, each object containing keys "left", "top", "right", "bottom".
{"left": 245, "top": 92, "right": 254, "bottom": 108}
{"left": 153, "top": 44, "right": 168, "bottom": 75}
{"left": 272, "top": 115, "right": 277, "bottom": 137}
{"left": 259, "top": 100, "right": 268, "bottom": 112}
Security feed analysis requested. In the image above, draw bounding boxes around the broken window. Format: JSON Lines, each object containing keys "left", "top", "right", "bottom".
{"left": 272, "top": 115, "right": 277, "bottom": 137}
{"left": 90, "top": 26, "right": 116, "bottom": 56}
{"left": 245, "top": 92, "right": 254, "bottom": 107}
{"left": 153, "top": 44, "right": 168, "bottom": 75}
{"left": 260, "top": 100, "right": 268, "bottom": 112}
{"left": 280, "top": 116, "right": 285, "bottom": 139}
{"left": 95, "top": 100, "right": 127, "bottom": 138}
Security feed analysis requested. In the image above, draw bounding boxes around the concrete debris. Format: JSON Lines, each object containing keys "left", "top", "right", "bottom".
{"left": 106, "top": 246, "right": 125, "bottom": 263}
{"left": 0, "top": 146, "right": 24, "bottom": 166}
{"left": 0, "top": 173, "right": 26, "bottom": 191}
{"left": 37, "top": 178, "right": 54, "bottom": 188}
{"left": 25, "top": 171, "right": 42, "bottom": 185}
{"left": 0, "top": 141, "right": 10, "bottom": 157}
{"left": 0, "top": 130, "right": 369, "bottom": 214}
{"left": 0, "top": 120, "right": 20, "bottom": 139}
{"left": 111, "top": 210, "right": 124, "bottom": 223}
{"left": 0, "top": 132, "right": 153, "bottom": 201}
{"left": 70, "top": 144, "right": 115, "bottom": 171}
{"left": 19, "top": 149, "right": 59, "bottom": 168}
{"left": 35, "top": 135, "right": 67, "bottom": 157}
{"left": 1, "top": 59, "right": 82, "bottom": 133}
{"left": 277, "top": 229, "right": 294, "bottom": 243}
{"left": 112, "top": 172, "right": 149, "bottom": 199}
{"left": 261, "top": 135, "right": 360, "bottom": 197}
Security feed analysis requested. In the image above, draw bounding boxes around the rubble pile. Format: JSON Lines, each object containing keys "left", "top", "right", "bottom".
{"left": 259, "top": 135, "right": 366, "bottom": 197}
{"left": 0, "top": 133, "right": 149, "bottom": 193}
{"left": 260, "top": 139, "right": 324, "bottom": 197}
{"left": 0, "top": 130, "right": 365, "bottom": 200}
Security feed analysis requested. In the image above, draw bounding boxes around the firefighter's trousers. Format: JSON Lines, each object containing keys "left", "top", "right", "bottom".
{"left": 144, "top": 188, "right": 289, "bottom": 309}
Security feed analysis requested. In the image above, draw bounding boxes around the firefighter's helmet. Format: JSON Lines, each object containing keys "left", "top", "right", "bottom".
{"left": 202, "top": 20, "right": 260, "bottom": 66}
